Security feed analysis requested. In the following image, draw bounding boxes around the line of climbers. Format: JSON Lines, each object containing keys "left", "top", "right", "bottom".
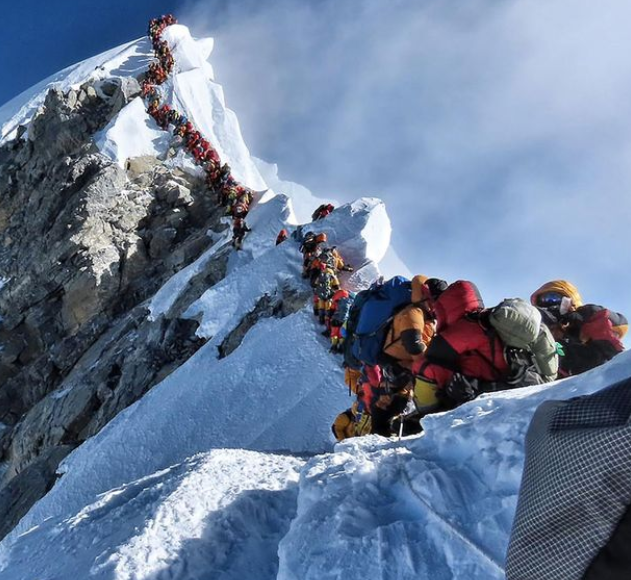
{"left": 299, "top": 231, "right": 355, "bottom": 336}
{"left": 143, "top": 15, "right": 627, "bottom": 445}
{"left": 329, "top": 276, "right": 627, "bottom": 441}
{"left": 276, "top": 210, "right": 626, "bottom": 440}
{"left": 142, "top": 15, "right": 254, "bottom": 249}
{"left": 277, "top": 210, "right": 358, "bottom": 353}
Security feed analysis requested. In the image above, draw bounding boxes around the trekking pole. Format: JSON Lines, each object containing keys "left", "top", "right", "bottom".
{"left": 390, "top": 412, "right": 405, "bottom": 441}
{"left": 396, "top": 403, "right": 416, "bottom": 441}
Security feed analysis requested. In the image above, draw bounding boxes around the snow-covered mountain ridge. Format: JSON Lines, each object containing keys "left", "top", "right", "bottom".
{"left": 0, "top": 20, "right": 628, "bottom": 580}
{"left": 0, "top": 19, "right": 388, "bottom": 556}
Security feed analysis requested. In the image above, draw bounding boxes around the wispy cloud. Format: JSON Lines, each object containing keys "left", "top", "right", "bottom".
{"left": 183, "top": 0, "right": 631, "bottom": 315}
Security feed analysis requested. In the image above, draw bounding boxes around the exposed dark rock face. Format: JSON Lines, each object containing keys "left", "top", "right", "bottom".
{"left": 0, "top": 445, "right": 73, "bottom": 540}
{"left": 218, "top": 286, "right": 312, "bottom": 359}
{"left": 0, "top": 81, "right": 239, "bottom": 536}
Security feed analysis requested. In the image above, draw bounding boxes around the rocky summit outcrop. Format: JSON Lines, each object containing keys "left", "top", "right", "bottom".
{"left": 0, "top": 80, "right": 258, "bottom": 537}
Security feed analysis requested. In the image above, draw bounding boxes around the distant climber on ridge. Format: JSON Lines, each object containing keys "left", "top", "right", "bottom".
{"left": 311, "top": 203, "right": 335, "bottom": 221}
{"left": 231, "top": 217, "right": 250, "bottom": 250}
{"left": 276, "top": 229, "right": 289, "bottom": 245}
{"left": 313, "top": 264, "right": 341, "bottom": 325}
{"left": 327, "top": 289, "right": 356, "bottom": 353}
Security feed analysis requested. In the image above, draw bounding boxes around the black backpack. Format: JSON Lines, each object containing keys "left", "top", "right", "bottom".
{"left": 300, "top": 233, "right": 317, "bottom": 254}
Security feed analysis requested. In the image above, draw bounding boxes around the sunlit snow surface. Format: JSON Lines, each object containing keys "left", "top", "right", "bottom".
{"left": 278, "top": 351, "right": 631, "bottom": 580}
{"left": 1, "top": 450, "right": 302, "bottom": 580}
{"left": 95, "top": 97, "right": 171, "bottom": 164}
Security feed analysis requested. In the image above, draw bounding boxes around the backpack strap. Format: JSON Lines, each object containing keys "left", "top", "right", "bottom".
{"left": 382, "top": 334, "right": 402, "bottom": 353}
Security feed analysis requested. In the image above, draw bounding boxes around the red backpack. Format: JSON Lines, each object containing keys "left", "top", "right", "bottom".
{"left": 433, "top": 280, "right": 484, "bottom": 332}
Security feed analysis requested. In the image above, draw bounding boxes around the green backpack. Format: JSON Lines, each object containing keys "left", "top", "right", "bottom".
{"left": 529, "top": 325, "right": 559, "bottom": 380}
{"left": 489, "top": 298, "right": 558, "bottom": 381}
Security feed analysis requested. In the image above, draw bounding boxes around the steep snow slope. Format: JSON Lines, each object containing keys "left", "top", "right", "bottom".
{"left": 2, "top": 355, "right": 630, "bottom": 579}
{"left": 0, "top": 450, "right": 302, "bottom": 580}
{"left": 184, "top": 197, "right": 389, "bottom": 339}
{"left": 0, "top": 196, "right": 389, "bottom": 546}
{"left": 95, "top": 96, "right": 171, "bottom": 163}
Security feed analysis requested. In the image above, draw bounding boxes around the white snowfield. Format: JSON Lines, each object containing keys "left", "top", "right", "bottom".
{"left": 95, "top": 97, "right": 171, "bottom": 163}
{"left": 1, "top": 21, "right": 630, "bottom": 580}
{"left": 1, "top": 450, "right": 303, "bottom": 580}
{"left": 278, "top": 351, "right": 631, "bottom": 580}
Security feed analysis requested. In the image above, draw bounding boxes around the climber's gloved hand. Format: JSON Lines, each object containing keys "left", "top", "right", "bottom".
{"left": 444, "top": 373, "right": 480, "bottom": 405}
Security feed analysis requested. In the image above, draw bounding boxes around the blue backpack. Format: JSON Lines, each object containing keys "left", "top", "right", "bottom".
{"left": 332, "top": 292, "right": 356, "bottom": 325}
{"left": 348, "top": 276, "right": 412, "bottom": 367}
{"left": 343, "top": 289, "right": 373, "bottom": 370}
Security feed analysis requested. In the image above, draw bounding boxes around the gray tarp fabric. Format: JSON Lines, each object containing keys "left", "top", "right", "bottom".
{"left": 506, "top": 377, "right": 631, "bottom": 579}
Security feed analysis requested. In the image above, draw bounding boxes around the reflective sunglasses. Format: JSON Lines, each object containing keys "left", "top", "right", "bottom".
{"left": 536, "top": 291, "right": 565, "bottom": 308}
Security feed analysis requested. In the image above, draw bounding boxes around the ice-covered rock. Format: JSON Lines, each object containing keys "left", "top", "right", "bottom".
{"left": 0, "top": 39, "right": 149, "bottom": 144}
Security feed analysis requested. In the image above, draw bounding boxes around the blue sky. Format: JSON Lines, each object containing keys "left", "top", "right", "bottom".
{"left": 2, "top": 0, "right": 629, "bottom": 320}
{"left": 1, "top": 1, "right": 173, "bottom": 105}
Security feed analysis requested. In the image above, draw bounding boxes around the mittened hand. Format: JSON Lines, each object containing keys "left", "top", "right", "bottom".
{"left": 445, "top": 373, "right": 479, "bottom": 404}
